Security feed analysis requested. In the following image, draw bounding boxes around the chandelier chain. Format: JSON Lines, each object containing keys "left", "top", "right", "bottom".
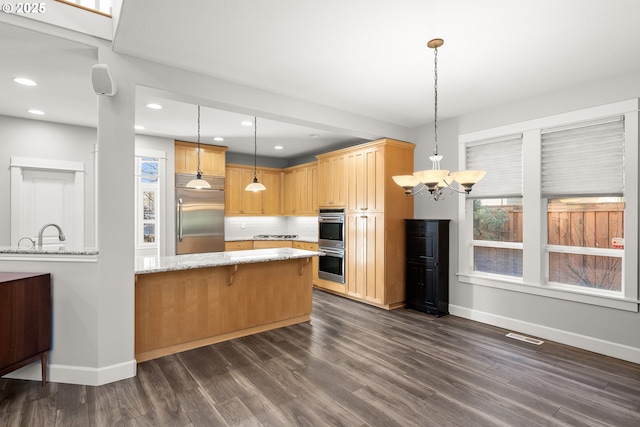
{"left": 196, "top": 105, "right": 201, "bottom": 173}
{"left": 433, "top": 44, "right": 439, "bottom": 156}
{"left": 253, "top": 117, "right": 258, "bottom": 177}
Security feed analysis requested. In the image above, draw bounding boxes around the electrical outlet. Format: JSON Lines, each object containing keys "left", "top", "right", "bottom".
{"left": 241, "top": 223, "right": 245, "bottom": 229}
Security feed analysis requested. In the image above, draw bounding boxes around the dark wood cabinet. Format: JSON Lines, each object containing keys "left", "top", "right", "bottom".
{"left": 0, "top": 272, "right": 51, "bottom": 385}
{"left": 405, "top": 220, "right": 449, "bottom": 317}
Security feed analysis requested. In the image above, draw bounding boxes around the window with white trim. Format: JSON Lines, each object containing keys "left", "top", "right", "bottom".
{"left": 467, "top": 135, "right": 523, "bottom": 277}
{"left": 542, "top": 117, "right": 625, "bottom": 292}
{"left": 458, "top": 99, "right": 638, "bottom": 311}
{"left": 135, "top": 157, "right": 159, "bottom": 248}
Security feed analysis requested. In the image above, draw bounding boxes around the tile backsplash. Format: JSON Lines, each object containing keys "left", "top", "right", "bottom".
{"left": 225, "top": 216, "right": 318, "bottom": 241}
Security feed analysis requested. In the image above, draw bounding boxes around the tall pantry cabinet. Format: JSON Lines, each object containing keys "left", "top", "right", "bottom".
{"left": 317, "top": 138, "right": 414, "bottom": 309}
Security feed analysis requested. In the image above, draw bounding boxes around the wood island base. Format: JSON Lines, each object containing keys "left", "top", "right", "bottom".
{"left": 135, "top": 257, "right": 313, "bottom": 362}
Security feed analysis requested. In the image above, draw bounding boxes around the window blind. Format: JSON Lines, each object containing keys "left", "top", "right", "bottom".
{"left": 465, "top": 134, "right": 523, "bottom": 198}
{"left": 541, "top": 116, "right": 624, "bottom": 197}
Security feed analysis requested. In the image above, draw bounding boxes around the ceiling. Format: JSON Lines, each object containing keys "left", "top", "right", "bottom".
{"left": 2, "top": 0, "right": 640, "bottom": 160}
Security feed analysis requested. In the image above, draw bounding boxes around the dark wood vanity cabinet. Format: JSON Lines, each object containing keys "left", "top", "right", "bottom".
{"left": 405, "top": 220, "right": 449, "bottom": 317}
{"left": 0, "top": 272, "right": 51, "bottom": 385}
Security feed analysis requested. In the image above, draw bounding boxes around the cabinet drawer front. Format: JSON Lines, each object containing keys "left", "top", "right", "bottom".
{"left": 225, "top": 241, "right": 253, "bottom": 251}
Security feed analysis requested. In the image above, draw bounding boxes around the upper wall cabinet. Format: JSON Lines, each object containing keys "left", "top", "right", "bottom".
{"left": 316, "top": 154, "right": 346, "bottom": 207}
{"left": 225, "top": 164, "right": 282, "bottom": 215}
{"left": 175, "top": 141, "right": 227, "bottom": 177}
{"left": 317, "top": 138, "right": 414, "bottom": 214}
{"left": 283, "top": 162, "right": 318, "bottom": 216}
{"left": 345, "top": 145, "right": 385, "bottom": 214}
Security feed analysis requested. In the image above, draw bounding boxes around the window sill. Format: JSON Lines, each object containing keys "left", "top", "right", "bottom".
{"left": 457, "top": 272, "right": 639, "bottom": 312}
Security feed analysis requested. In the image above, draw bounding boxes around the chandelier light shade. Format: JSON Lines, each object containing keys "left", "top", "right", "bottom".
{"left": 392, "top": 175, "right": 422, "bottom": 195}
{"left": 186, "top": 105, "right": 212, "bottom": 189}
{"left": 393, "top": 38, "right": 486, "bottom": 200}
{"left": 245, "top": 116, "right": 266, "bottom": 192}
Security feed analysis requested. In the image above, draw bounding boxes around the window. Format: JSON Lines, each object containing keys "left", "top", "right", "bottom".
{"left": 473, "top": 198, "right": 523, "bottom": 277}
{"left": 466, "top": 135, "right": 523, "bottom": 278}
{"left": 541, "top": 117, "right": 625, "bottom": 292}
{"left": 547, "top": 197, "right": 624, "bottom": 291}
{"left": 458, "top": 99, "right": 638, "bottom": 311}
{"left": 135, "top": 157, "right": 159, "bottom": 248}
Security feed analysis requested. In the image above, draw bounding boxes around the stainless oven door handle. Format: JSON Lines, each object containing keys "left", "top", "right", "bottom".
{"left": 318, "top": 248, "right": 344, "bottom": 257}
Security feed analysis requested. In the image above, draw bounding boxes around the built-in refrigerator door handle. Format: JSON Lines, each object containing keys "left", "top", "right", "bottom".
{"left": 177, "top": 198, "right": 183, "bottom": 242}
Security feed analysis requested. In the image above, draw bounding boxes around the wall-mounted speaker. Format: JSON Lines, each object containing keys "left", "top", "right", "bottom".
{"left": 91, "top": 64, "right": 118, "bottom": 96}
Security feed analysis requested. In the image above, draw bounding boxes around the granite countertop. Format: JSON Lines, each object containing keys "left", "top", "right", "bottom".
{"left": 0, "top": 246, "right": 99, "bottom": 255}
{"left": 135, "top": 247, "right": 319, "bottom": 275}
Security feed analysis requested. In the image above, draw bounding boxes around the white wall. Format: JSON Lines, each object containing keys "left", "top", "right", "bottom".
{"left": 0, "top": 115, "right": 97, "bottom": 247}
{"left": 411, "top": 70, "right": 640, "bottom": 363}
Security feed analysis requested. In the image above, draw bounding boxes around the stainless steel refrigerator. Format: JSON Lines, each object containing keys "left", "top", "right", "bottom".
{"left": 176, "top": 174, "right": 225, "bottom": 254}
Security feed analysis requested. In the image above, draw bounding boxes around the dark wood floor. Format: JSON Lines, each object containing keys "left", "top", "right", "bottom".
{"left": 2, "top": 289, "right": 640, "bottom": 426}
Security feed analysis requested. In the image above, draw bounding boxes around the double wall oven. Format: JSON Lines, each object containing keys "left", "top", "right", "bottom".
{"left": 318, "top": 208, "right": 345, "bottom": 284}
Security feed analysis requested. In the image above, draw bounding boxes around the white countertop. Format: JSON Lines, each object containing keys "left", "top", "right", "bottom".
{"left": 135, "top": 247, "right": 318, "bottom": 275}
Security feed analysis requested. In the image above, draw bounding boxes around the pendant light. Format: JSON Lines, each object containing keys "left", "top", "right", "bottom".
{"left": 393, "top": 38, "right": 486, "bottom": 200}
{"left": 186, "top": 105, "right": 211, "bottom": 189}
{"left": 245, "top": 116, "right": 266, "bottom": 192}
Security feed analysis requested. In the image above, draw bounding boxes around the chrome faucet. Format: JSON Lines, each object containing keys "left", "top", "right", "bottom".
{"left": 37, "top": 223, "right": 66, "bottom": 248}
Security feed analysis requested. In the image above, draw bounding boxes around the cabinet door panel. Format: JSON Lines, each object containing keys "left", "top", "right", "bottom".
{"left": 306, "top": 165, "right": 318, "bottom": 214}
{"left": 346, "top": 214, "right": 365, "bottom": 299}
{"left": 331, "top": 156, "right": 346, "bottom": 206}
{"left": 364, "top": 147, "right": 385, "bottom": 212}
{"left": 317, "top": 159, "right": 330, "bottom": 206}
{"left": 225, "top": 167, "right": 243, "bottom": 214}
{"left": 262, "top": 170, "right": 282, "bottom": 215}
{"left": 240, "top": 169, "right": 263, "bottom": 214}
{"left": 406, "top": 262, "right": 426, "bottom": 305}
{"left": 346, "top": 151, "right": 365, "bottom": 212}
{"left": 364, "top": 213, "right": 385, "bottom": 305}
{"left": 283, "top": 171, "right": 295, "bottom": 214}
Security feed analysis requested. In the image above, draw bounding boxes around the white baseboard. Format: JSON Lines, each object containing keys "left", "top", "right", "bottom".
{"left": 449, "top": 305, "right": 640, "bottom": 365}
{"left": 2, "top": 359, "right": 137, "bottom": 386}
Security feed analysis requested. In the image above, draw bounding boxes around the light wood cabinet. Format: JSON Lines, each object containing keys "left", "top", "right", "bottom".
{"left": 261, "top": 169, "right": 282, "bottom": 215}
{"left": 346, "top": 145, "right": 385, "bottom": 214}
{"left": 346, "top": 212, "right": 385, "bottom": 304}
{"left": 225, "top": 166, "right": 262, "bottom": 215}
{"left": 175, "top": 141, "right": 227, "bottom": 176}
{"left": 283, "top": 162, "right": 317, "bottom": 215}
{"left": 306, "top": 164, "right": 318, "bottom": 215}
{"left": 292, "top": 241, "right": 319, "bottom": 285}
{"left": 317, "top": 138, "right": 415, "bottom": 309}
{"left": 252, "top": 240, "right": 292, "bottom": 249}
{"left": 317, "top": 154, "right": 346, "bottom": 207}
{"left": 225, "top": 165, "right": 281, "bottom": 215}
{"left": 225, "top": 241, "right": 253, "bottom": 251}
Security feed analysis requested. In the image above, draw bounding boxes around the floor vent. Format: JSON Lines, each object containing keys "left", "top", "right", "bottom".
{"left": 506, "top": 332, "right": 544, "bottom": 345}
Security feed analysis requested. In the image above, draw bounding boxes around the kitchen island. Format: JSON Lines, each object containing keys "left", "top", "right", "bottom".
{"left": 134, "top": 248, "right": 317, "bottom": 362}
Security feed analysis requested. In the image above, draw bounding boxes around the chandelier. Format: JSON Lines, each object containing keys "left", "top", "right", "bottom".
{"left": 186, "top": 105, "right": 211, "bottom": 189}
{"left": 393, "top": 38, "right": 485, "bottom": 200}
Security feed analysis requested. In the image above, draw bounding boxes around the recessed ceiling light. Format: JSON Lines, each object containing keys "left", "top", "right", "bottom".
{"left": 134, "top": 125, "right": 146, "bottom": 130}
{"left": 214, "top": 137, "right": 224, "bottom": 142}
{"left": 14, "top": 77, "right": 37, "bottom": 86}
{"left": 27, "top": 109, "right": 45, "bottom": 115}
{"left": 146, "top": 103, "right": 163, "bottom": 110}
{"left": 241, "top": 120, "right": 253, "bottom": 127}
{"left": 274, "top": 145, "right": 284, "bottom": 150}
